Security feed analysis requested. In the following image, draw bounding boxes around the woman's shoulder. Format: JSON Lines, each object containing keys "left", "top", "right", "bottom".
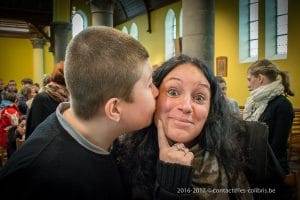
{"left": 31, "top": 92, "right": 59, "bottom": 106}
{"left": 235, "top": 121, "right": 284, "bottom": 182}
{"left": 269, "top": 94, "right": 293, "bottom": 108}
{"left": 265, "top": 95, "right": 294, "bottom": 117}
{"left": 236, "top": 120, "right": 268, "bottom": 142}
{"left": 33, "top": 92, "right": 50, "bottom": 100}
{"left": 233, "top": 120, "right": 269, "bottom": 162}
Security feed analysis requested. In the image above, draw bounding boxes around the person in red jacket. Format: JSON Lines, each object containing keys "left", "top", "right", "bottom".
{"left": 0, "top": 91, "right": 22, "bottom": 152}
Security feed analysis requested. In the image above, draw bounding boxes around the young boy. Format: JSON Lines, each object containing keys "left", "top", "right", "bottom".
{"left": 0, "top": 26, "right": 158, "bottom": 199}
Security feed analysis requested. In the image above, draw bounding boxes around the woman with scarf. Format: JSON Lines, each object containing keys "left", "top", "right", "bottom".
{"left": 113, "top": 55, "right": 285, "bottom": 200}
{"left": 25, "top": 61, "right": 69, "bottom": 139}
{"left": 243, "top": 59, "right": 294, "bottom": 175}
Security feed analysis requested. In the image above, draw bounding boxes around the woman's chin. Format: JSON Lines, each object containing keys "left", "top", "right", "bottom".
{"left": 166, "top": 132, "right": 192, "bottom": 144}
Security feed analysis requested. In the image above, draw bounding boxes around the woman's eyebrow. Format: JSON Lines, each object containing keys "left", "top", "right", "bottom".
{"left": 166, "top": 77, "right": 210, "bottom": 89}
{"left": 165, "top": 77, "right": 183, "bottom": 83}
{"left": 197, "top": 83, "right": 210, "bottom": 90}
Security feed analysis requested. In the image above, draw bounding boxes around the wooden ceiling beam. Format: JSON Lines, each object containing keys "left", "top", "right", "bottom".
{"left": 143, "top": 0, "right": 151, "bottom": 33}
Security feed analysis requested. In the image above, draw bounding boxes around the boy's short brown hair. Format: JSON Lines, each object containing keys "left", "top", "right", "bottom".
{"left": 64, "top": 26, "right": 149, "bottom": 120}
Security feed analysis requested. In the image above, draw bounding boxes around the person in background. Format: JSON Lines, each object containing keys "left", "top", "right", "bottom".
{"left": 113, "top": 55, "right": 285, "bottom": 200}
{"left": 0, "top": 78, "right": 4, "bottom": 102}
{"left": 25, "top": 62, "right": 68, "bottom": 139}
{"left": 24, "top": 85, "right": 39, "bottom": 109}
{"left": 20, "top": 78, "right": 33, "bottom": 87}
{"left": 0, "top": 91, "right": 22, "bottom": 156}
{"left": 243, "top": 59, "right": 294, "bottom": 175}
{"left": 215, "top": 76, "right": 240, "bottom": 115}
{"left": 0, "top": 26, "right": 158, "bottom": 199}
{"left": 6, "top": 80, "right": 17, "bottom": 93}
{"left": 33, "top": 83, "right": 40, "bottom": 93}
{"left": 20, "top": 85, "right": 37, "bottom": 111}
{"left": 39, "top": 74, "right": 51, "bottom": 93}
{"left": 18, "top": 78, "right": 33, "bottom": 115}
{"left": 7, "top": 116, "right": 26, "bottom": 159}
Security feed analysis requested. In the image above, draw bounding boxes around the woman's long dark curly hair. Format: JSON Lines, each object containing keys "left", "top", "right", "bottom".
{"left": 113, "top": 55, "right": 245, "bottom": 197}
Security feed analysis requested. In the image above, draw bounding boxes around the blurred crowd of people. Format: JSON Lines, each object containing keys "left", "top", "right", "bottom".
{"left": 0, "top": 61, "right": 68, "bottom": 166}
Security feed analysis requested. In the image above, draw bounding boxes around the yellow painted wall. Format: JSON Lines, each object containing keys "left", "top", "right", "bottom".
{"left": 0, "top": 38, "right": 33, "bottom": 88}
{"left": 0, "top": 37, "right": 54, "bottom": 89}
{"left": 215, "top": 0, "right": 300, "bottom": 108}
{"left": 115, "top": 1, "right": 182, "bottom": 67}
{"left": 215, "top": 0, "right": 244, "bottom": 105}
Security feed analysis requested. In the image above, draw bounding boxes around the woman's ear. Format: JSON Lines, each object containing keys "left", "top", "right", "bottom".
{"left": 258, "top": 74, "right": 264, "bottom": 85}
{"left": 104, "top": 98, "right": 121, "bottom": 122}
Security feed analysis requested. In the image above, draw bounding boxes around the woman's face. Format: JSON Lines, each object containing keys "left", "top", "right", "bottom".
{"left": 247, "top": 72, "right": 261, "bottom": 91}
{"left": 155, "top": 63, "right": 211, "bottom": 144}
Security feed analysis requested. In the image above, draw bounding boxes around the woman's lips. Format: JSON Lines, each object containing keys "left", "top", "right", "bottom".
{"left": 169, "top": 117, "right": 194, "bottom": 126}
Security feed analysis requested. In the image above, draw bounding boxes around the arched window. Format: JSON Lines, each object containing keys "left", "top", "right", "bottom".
{"left": 179, "top": 8, "right": 183, "bottom": 37}
{"left": 122, "top": 26, "right": 128, "bottom": 34}
{"left": 165, "top": 9, "right": 176, "bottom": 60}
{"left": 72, "top": 10, "right": 87, "bottom": 38}
{"left": 130, "top": 23, "right": 138, "bottom": 40}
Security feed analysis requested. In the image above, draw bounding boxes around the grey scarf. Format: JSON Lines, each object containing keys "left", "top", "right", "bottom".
{"left": 243, "top": 80, "right": 284, "bottom": 121}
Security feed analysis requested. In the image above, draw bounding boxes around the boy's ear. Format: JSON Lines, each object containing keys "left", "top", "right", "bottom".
{"left": 104, "top": 98, "right": 122, "bottom": 122}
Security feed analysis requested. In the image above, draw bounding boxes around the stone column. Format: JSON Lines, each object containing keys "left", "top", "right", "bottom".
{"left": 31, "top": 38, "right": 46, "bottom": 84}
{"left": 49, "top": 22, "right": 71, "bottom": 63}
{"left": 49, "top": 0, "right": 71, "bottom": 63}
{"left": 182, "top": 0, "right": 215, "bottom": 72}
{"left": 89, "top": 0, "right": 116, "bottom": 26}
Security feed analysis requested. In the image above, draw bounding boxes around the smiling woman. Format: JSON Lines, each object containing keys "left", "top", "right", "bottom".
{"left": 155, "top": 63, "right": 211, "bottom": 144}
{"left": 113, "top": 55, "right": 287, "bottom": 199}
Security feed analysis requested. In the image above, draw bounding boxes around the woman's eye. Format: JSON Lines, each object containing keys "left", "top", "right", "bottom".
{"left": 193, "top": 95, "right": 205, "bottom": 103}
{"left": 167, "top": 88, "right": 179, "bottom": 96}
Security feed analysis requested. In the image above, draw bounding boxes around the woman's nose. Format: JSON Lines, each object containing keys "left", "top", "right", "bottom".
{"left": 179, "top": 96, "right": 192, "bottom": 114}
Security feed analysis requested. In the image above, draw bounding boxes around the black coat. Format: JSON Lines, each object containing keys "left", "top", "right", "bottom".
{"left": 259, "top": 95, "right": 294, "bottom": 174}
{"left": 6, "top": 126, "right": 22, "bottom": 159}
{"left": 25, "top": 92, "right": 60, "bottom": 139}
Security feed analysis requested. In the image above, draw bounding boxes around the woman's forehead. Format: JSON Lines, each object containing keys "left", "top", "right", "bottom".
{"left": 163, "top": 64, "right": 210, "bottom": 86}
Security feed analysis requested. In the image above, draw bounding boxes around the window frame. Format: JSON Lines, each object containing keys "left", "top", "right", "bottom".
{"left": 239, "top": 0, "right": 259, "bottom": 63}
{"left": 165, "top": 9, "right": 177, "bottom": 60}
{"left": 71, "top": 10, "right": 88, "bottom": 38}
{"left": 265, "top": 0, "right": 288, "bottom": 60}
{"left": 122, "top": 26, "right": 128, "bottom": 34}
